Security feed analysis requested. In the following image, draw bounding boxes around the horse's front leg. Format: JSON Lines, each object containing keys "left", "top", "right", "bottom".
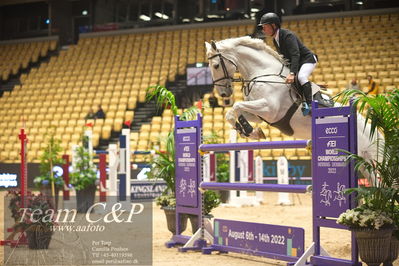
{"left": 226, "top": 109, "right": 259, "bottom": 138}
{"left": 226, "top": 99, "right": 270, "bottom": 140}
{"left": 225, "top": 108, "right": 237, "bottom": 129}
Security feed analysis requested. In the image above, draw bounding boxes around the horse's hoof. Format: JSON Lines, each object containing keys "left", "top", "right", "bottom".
{"left": 249, "top": 128, "right": 266, "bottom": 140}
{"left": 256, "top": 127, "right": 266, "bottom": 139}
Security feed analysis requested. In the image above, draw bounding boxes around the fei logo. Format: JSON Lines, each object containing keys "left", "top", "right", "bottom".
{"left": 326, "top": 140, "right": 336, "bottom": 148}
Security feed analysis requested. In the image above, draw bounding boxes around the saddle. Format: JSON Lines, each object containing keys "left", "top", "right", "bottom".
{"left": 259, "top": 82, "right": 334, "bottom": 136}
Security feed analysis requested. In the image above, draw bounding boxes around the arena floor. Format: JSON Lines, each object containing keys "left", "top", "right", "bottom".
{"left": 152, "top": 192, "right": 353, "bottom": 266}
{"left": 1, "top": 191, "right": 398, "bottom": 266}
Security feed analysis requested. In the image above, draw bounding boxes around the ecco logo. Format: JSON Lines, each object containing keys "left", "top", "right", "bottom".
{"left": 325, "top": 127, "right": 337, "bottom": 134}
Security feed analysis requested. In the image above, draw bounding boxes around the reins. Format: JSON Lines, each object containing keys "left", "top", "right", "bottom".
{"left": 207, "top": 53, "right": 241, "bottom": 88}
{"left": 242, "top": 63, "right": 287, "bottom": 96}
{"left": 208, "top": 51, "right": 289, "bottom": 97}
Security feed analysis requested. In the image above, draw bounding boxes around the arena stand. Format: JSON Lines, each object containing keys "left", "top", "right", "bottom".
{"left": 0, "top": 38, "right": 57, "bottom": 83}
{"left": 0, "top": 9, "right": 398, "bottom": 164}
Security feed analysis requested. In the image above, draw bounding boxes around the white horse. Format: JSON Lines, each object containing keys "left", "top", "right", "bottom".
{"left": 205, "top": 36, "right": 377, "bottom": 167}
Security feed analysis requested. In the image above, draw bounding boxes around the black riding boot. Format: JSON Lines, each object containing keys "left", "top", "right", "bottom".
{"left": 301, "top": 82, "right": 313, "bottom": 116}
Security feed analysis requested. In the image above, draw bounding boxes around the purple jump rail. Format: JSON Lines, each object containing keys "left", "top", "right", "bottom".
{"left": 200, "top": 182, "right": 311, "bottom": 193}
{"left": 199, "top": 140, "right": 310, "bottom": 152}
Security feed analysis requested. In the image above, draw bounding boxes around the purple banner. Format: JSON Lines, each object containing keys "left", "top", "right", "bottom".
{"left": 214, "top": 219, "right": 304, "bottom": 258}
{"left": 175, "top": 128, "right": 199, "bottom": 207}
{"left": 314, "top": 116, "right": 351, "bottom": 218}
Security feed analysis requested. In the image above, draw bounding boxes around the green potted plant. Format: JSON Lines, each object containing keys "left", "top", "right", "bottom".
{"left": 337, "top": 187, "right": 396, "bottom": 266}
{"left": 148, "top": 132, "right": 188, "bottom": 234}
{"left": 386, "top": 206, "right": 399, "bottom": 266}
{"left": 33, "top": 132, "right": 64, "bottom": 209}
{"left": 70, "top": 138, "right": 97, "bottom": 213}
{"left": 146, "top": 85, "right": 221, "bottom": 234}
{"left": 18, "top": 192, "right": 55, "bottom": 249}
{"left": 335, "top": 88, "right": 399, "bottom": 265}
{"left": 4, "top": 190, "right": 34, "bottom": 244}
{"left": 203, "top": 190, "right": 221, "bottom": 217}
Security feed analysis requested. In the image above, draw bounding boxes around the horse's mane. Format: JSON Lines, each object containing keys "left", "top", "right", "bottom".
{"left": 216, "top": 36, "right": 286, "bottom": 64}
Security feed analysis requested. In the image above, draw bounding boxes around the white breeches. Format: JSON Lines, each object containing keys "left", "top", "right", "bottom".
{"left": 297, "top": 57, "right": 317, "bottom": 85}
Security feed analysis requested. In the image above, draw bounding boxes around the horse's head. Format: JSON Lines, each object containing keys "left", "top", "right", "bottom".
{"left": 205, "top": 40, "right": 237, "bottom": 99}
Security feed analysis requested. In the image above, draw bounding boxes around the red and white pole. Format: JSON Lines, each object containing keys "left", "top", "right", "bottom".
{"left": 99, "top": 153, "right": 107, "bottom": 202}
{"left": 248, "top": 150, "right": 254, "bottom": 182}
{"left": 62, "top": 154, "right": 70, "bottom": 200}
{"left": 18, "top": 128, "right": 28, "bottom": 208}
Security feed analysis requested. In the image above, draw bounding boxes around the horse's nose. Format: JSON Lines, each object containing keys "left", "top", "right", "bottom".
{"left": 221, "top": 93, "right": 227, "bottom": 97}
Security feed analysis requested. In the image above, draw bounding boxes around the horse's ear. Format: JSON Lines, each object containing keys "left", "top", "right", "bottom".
{"left": 211, "top": 41, "right": 218, "bottom": 51}
{"left": 205, "top": 42, "right": 211, "bottom": 51}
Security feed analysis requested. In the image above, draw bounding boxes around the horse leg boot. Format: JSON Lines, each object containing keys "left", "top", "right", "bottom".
{"left": 235, "top": 121, "right": 257, "bottom": 139}
{"left": 238, "top": 115, "right": 266, "bottom": 140}
{"left": 238, "top": 115, "right": 253, "bottom": 136}
{"left": 300, "top": 82, "right": 312, "bottom": 116}
{"left": 234, "top": 121, "right": 246, "bottom": 137}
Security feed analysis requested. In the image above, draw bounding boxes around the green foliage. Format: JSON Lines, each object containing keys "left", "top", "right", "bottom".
{"left": 203, "top": 131, "right": 221, "bottom": 144}
{"left": 34, "top": 132, "right": 65, "bottom": 188}
{"left": 180, "top": 106, "right": 201, "bottom": 121}
{"left": 335, "top": 88, "right": 399, "bottom": 231}
{"left": 335, "top": 88, "right": 399, "bottom": 141}
{"left": 335, "top": 89, "right": 399, "bottom": 188}
{"left": 69, "top": 144, "right": 97, "bottom": 191}
{"left": 203, "top": 190, "right": 221, "bottom": 215}
{"left": 337, "top": 205, "right": 394, "bottom": 230}
{"left": 146, "top": 85, "right": 206, "bottom": 209}
{"left": 8, "top": 191, "right": 56, "bottom": 229}
{"left": 7, "top": 190, "right": 33, "bottom": 222}
{"left": 335, "top": 88, "right": 399, "bottom": 188}
{"left": 155, "top": 194, "right": 176, "bottom": 208}
{"left": 216, "top": 156, "right": 230, "bottom": 183}
{"left": 146, "top": 85, "right": 178, "bottom": 116}
{"left": 146, "top": 85, "right": 221, "bottom": 215}
{"left": 146, "top": 84, "right": 200, "bottom": 120}
{"left": 197, "top": 132, "right": 223, "bottom": 212}
{"left": 146, "top": 132, "right": 176, "bottom": 194}
{"left": 344, "top": 187, "right": 399, "bottom": 215}
{"left": 21, "top": 193, "right": 56, "bottom": 228}
{"left": 344, "top": 149, "right": 399, "bottom": 189}
{"left": 392, "top": 206, "right": 399, "bottom": 239}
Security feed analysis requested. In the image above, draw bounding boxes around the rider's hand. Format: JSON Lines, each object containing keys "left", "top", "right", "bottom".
{"left": 286, "top": 73, "right": 295, "bottom": 84}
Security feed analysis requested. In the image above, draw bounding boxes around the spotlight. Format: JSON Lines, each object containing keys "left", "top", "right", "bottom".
{"left": 139, "top": 14, "right": 151, "bottom": 21}
{"left": 155, "top": 12, "right": 169, "bottom": 19}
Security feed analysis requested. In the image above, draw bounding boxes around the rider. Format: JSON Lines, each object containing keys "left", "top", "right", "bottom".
{"left": 258, "top": 13, "right": 317, "bottom": 116}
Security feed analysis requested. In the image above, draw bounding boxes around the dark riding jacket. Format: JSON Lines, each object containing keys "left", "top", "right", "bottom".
{"left": 273, "top": 28, "right": 317, "bottom": 74}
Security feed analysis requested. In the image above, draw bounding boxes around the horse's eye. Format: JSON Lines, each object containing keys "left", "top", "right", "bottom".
{"left": 214, "top": 64, "right": 219, "bottom": 70}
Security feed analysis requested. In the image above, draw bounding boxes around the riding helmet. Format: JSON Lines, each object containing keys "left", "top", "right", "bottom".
{"left": 257, "top": 13, "right": 281, "bottom": 28}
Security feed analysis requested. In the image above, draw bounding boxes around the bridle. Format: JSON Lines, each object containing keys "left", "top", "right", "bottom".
{"left": 207, "top": 53, "right": 240, "bottom": 89}
{"left": 208, "top": 46, "right": 291, "bottom": 97}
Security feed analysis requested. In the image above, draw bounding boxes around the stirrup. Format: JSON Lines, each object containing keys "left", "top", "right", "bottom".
{"left": 301, "top": 102, "right": 311, "bottom": 116}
